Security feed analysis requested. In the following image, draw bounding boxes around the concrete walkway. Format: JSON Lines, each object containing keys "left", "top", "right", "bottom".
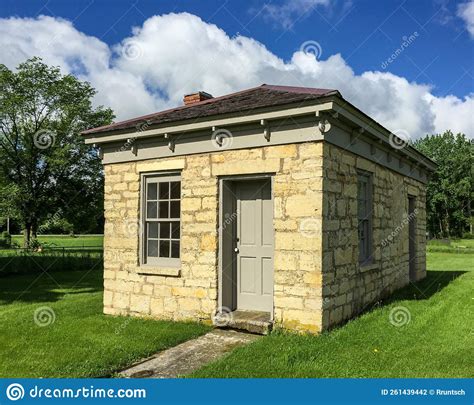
{"left": 119, "top": 329, "right": 261, "bottom": 378}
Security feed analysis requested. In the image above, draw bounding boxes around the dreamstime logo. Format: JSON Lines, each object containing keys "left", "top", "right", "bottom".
{"left": 222, "top": 212, "right": 237, "bottom": 230}
{"left": 114, "top": 318, "right": 132, "bottom": 335}
{"left": 317, "top": 118, "right": 331, "bottom": 134}
{"left": 121, "top": 218, "right": 142, "bottom": 237}
{"left": 381, "top": 209, "right": 418, "bottom": 247}
{"left": 299, "top": 218, "right": 321, "bottom": 238}
{"left": 37, "top": 208, "right": 64, "bottom": 236}
{"left": 389, "top": 129, "right": 410, "bottom": 150}
{"left": 34, "top": 306, "right": 56, "bottom": 327}
{"left": 322, "top": 297, "right": 331, "bottom": 309}
{"left": 33, "top": 129, "right": 56, "bottom": 149}
{"left": 122, "top": 40, "right": 143, "bottom": 60}
{"left": 211, "top": 128, "right": 233, "bottom": 149}
{"left": 6, "top": 383, "right": 25, "bottom": 401}
{"left": 212, "top": 307, "right": 233, "bottom": 327}
{"left": 300, "top": 40, "right": 323, "bottom": 60}
{"left": 117, "top": 137, "right": 137, "bottom": 153}
{"left": 136, "top": 119, "right": 151, "bottom": 132}
{"left": 389, "top": 306, "right": 411, "bottom": 327}
{"left": 381, "top": 32, "right": 419, "bottom": 69}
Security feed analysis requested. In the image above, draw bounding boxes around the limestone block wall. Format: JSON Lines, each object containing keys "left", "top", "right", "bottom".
{"left": 102, "top": 142, "right": 325, "bottom": 333}
{"left": 321, "top": 143, "right": 427, "bottom": 329}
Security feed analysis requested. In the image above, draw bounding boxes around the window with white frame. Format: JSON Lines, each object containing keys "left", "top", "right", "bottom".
{"left": 142, "top": 173, "right": 181, "bottom": 266}
{"left": 357, "top": 171, "right": 373, "bottom": 264}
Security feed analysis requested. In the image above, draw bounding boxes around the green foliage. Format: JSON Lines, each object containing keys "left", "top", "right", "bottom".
{"left": 26, "top": 238, "right": 45, "bottom": 251}
{"left": 0, "top": 231, "right": 11, "bottom": 248}
{"left": 0, "top": 58, "right": 114, "bottom": 244}
{"left": 38, "top": 216, "right": 74, "bottom": 235}
{"left": 413, "top": 131, "right": 473, "bottom": 238}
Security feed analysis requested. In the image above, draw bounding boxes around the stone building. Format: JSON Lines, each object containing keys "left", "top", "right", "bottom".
{"left": 83, "top": 84, "right": 436, "bottom": 334}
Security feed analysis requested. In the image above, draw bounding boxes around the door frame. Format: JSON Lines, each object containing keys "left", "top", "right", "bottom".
{"left": 217, "top": 173, "right": 274, "bottom": 319}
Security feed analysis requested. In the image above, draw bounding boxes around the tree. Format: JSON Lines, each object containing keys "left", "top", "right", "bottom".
{"left": 0, "top": 171, "right": 19, "bottom": 233}
{"left": 413, "top": 131, "right": 473, "bottom": 238}
{"left": 0, "top": 58, "right": 114, "bottom": 245}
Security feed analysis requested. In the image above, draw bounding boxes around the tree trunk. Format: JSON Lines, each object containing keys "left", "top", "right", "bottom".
{"left": 445, "top": 208, "right": 450, "bottom": 238}
{"left": 468, "top": 197, "right": 472, "bottom": 234}
{"left": 32, "top": 221, "right": 38, "bottom": 239}
{"left": 23, "top": 224, "right": 31, "bottom": 247}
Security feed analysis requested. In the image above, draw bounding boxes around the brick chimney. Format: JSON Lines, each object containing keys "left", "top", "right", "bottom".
{"left": 183, "top": 91, "right": 213, "bottom": 105}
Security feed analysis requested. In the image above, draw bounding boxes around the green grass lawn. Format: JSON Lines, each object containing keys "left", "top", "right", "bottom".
{"left": 427, "top": 238, "right": 474, "bottom": 253}
{"left": 1, "top": 238, "right": 472, "bottom": 378}
{"left": 191, "top": 247, "right": 473, "bottom": 378}
{"left": 11, "top": 234, "right": 104, "bottom": 248}
{"left": 0, "top": 269, "right": 210, "bottom": 378}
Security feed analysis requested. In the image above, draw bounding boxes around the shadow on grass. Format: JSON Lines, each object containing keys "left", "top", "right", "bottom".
{"left": 0, "top": 254, "right": 103, "bottom": 277}
{"left": 386, "top": 270, "right": 467, "bottom": 303}
{"left": 328, "top": 270, "right": 468, "bottom": 331}
{"left": 0, "top": 268, "right": 103, "bottom": 305}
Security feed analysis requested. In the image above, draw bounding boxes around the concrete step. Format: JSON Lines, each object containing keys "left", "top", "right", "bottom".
{"left": 214, "top": 310, "right": 273, "bottom": 335}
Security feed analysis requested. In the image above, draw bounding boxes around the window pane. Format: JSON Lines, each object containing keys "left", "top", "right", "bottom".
{"left": 147, "top": 202, "right": 157, "bottom": 218}
{"left": 148, "top": 222, "right": 158, "bottom": 238}
{"left": 159, "top": 240, "right": 170, "bottom": 258}
{"left": 359, "top": 237, "right": 365, "bottom": 260}
{"left": 147, "top": 240, "right": 158, "bottom": 257}
{"left": 159, "top": 222, "right": 171, "bottom": 238}
{"left": 170, "top": 200, "right": 180, "bottom": 219}
{"left": 159, "top": 201, "right": 169, "bottom": 218}
{"left": 159, "top": 182, "right": 170, "bottom": 199}
{"left": 357, "top": 172, "right": 372, "bottom": 263}
{"left": 171, "top": 241, "right": 180, "bottom": 258}
{"left": 147, "top": 183, "right": 157, "bottom": 200}
{"left": 171, "top": 222, "right": 180, "bottom": 238}
{"left": 358, "top": 199, "right": 366, "bottom": 219}
{"left": 170, "top": 181, "right": 181, "bottom": 199}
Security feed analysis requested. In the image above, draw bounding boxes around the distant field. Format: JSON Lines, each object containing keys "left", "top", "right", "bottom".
{"left": 10, "top": 235, "right": 103, "bottom": 248}
{"left": 427, "top": 238, "right": 474, "bottom": 252}
{"left": 1, "top": 236, "right": 104, "bottom": 275}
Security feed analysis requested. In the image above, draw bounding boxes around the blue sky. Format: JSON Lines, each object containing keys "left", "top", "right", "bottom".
{"left": 0, "top": 0, "right": 473, "bottom": 137}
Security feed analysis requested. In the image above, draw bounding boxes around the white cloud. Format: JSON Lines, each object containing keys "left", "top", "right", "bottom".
{"left": 258, "top": 0, "right": 330, "bottom": 30}
{"left": 0, "top": 13, "right": 472, "bottom": 139}
{"left": 427, "top": 93, "right": 474, "bottom": 135}
{"left": 457, "top": 1, "right": 474, "bottom": 37}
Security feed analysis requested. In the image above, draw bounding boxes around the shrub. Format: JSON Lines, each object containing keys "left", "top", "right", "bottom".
{"left": 0, "top": 231, "right": 11, "bottom": 248}
{"left": 462, "top": 232, "right": 474, "bottom": 239}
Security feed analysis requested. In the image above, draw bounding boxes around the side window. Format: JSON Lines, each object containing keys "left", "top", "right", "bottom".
{"left": 142, "top": 173, "right": 181, "bottom": 267}
{"left": 357, "top": 171, "right": 373, "bottom": 264}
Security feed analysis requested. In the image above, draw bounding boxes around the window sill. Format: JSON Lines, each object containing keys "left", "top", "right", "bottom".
{"left": 359, "top": 262, "right": 379, "bottom": 272}
{"left": 135, "top": 266, "right": 181, "bottom": 277}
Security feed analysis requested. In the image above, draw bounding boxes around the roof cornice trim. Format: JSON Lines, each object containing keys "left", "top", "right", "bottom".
{"left": 83, "top": 101, "right": 335, "bottom": 145}
{"left": 330, "top": 98, "right": 437, "bottom": 171}
{"left": 83, "top": 93, "right": 436, "bottom": 173}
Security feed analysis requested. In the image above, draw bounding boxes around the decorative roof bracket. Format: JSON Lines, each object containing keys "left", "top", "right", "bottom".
{"left": 260, "top": 119, "right": 271, "bottom": 142}
{"left": 164, "top": 133, "right": 175, "bottom": 152}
